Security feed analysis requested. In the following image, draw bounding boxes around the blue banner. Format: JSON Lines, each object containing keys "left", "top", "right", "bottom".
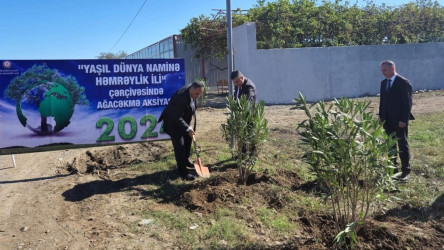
{"left": 0, "top": 59, "right": 185, "bottom": 153}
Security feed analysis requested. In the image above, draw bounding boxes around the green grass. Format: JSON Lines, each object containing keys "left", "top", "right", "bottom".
{"left": 393, "top": 112, "right": 444, "bottom": 207}
{"left": 296, "top": 195, "right": 325, "bottom": 210}
{"left": 214, "top": 208, "right": 235, "bottom": 219}
{"left": 271, "top": 215, "right": 293, "bottom": 232}
{"left": 132, "top": 151, "right": 176, "bottom": 173}
{"left": 259, "top": 136, "right": 313, "bottom": 180}
{"left": 207, "top": 217, "right": 249, "bottom": 244}
{"left": 409, "top": 113, "right": 444, "bottom": 177}
{"left": 140, "top": 209, "right": 202, "bottom": 247}
{"left": 257, "top": 207, "right": 291, "bottom": 231}
{"left": 395, "top": 175, "right": 443, "bottom": 207}
{"left": 142, "top": 208, "right": 251, "bottom": 248}
{"left": 256, "top": 207, "right": 298, "bottom": 237}
{"left": 256, "top": 207, "right": 275, "bottom": 225}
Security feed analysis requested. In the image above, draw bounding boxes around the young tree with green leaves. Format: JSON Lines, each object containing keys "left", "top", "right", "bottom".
{"left": 294, "top": 93, "right": 397, "bottom": 248}
{"left": 221, "top": 95, "right": 268, "bottom": 185}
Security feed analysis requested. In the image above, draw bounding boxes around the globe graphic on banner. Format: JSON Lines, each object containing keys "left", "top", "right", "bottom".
{"left": 17, "top": 81, "right": 74, "bottom": 135}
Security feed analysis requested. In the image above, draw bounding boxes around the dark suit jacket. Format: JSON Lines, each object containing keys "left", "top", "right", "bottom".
{"left": 379, "top": 74, "right": 414, "bottom": 128}
{"left": 234, "top": 78, "right": 256, "bottom": 103}
{"left": 158, "top": 86, "right": 196, "bottom": 136}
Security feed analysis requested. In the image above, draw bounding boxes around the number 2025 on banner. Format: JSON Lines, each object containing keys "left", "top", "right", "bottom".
{"left": 96, "top": 115, "right": 164, "bottom": 142}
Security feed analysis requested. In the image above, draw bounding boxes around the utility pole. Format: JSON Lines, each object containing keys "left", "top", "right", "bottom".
{"left": 226, "top": 0, "right": 233, "bottom": 97}
{"left": 226, "top": 0, "right": 234, "bottom": 148}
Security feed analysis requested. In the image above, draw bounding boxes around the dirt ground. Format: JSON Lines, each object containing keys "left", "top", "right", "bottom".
{"left": 1, "top": 90, "right": 444, "bottom": 249}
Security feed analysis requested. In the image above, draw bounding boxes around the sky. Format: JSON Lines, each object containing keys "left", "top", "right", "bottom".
{"left": 0, "top": 0, "right": 432, "bottom": 60}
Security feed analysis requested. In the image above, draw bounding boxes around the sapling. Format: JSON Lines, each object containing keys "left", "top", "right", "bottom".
{"left": 221, "top": 95, "right": 268, "bottom": 184}
{"left": 294, "top": 93, "right": 397, "bottom": 247}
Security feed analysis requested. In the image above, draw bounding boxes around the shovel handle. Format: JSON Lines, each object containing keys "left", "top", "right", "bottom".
{"left": 192, "top": 135, "right": 200, "bottom": 158}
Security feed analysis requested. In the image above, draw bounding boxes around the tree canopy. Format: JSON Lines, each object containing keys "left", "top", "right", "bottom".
{"left": 181, "top": 10, "right": 249, "bottom": 60}
{"left": 181, "top": 0, "right": 444, "bottom": 58}
{"left": 97, "top": 51, "right": 128, "bottom": 59}
{"left": 4, "top": 64, "right": 88, "bottom": 106}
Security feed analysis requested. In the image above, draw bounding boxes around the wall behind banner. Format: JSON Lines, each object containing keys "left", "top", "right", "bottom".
{"left": 233, "top": 22, "right": 444, "bottom": 103}
{"left": 0, "top": 59, "right": 185, "bottom": 154}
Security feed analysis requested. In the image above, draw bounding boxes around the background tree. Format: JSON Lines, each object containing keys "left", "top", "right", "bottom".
{"left": 181, "top": 10, "right": 249, "bottom": 60}
{"left": 180, "top": 0, "right": 444, "bottom": 54}
{"left": 97, "top": 51, "right": 128, "bottom": 59}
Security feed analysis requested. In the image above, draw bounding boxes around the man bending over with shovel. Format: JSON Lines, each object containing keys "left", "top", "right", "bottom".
{"left": 159, "top": 81, "right": 204, "bottom": 181}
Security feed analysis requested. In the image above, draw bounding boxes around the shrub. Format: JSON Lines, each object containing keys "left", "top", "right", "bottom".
{"left": 293, "top": 93, "right": 397, "bottom": 247}
{"left": 221, "top": 95, "right": 268, "bottom": 184}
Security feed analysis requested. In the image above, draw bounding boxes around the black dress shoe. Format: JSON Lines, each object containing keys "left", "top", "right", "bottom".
{"left": 399, "top": 172, "right": 410, "bottom": 182}
{"left": 187, "top": 160, "right": 195, "bottom": 168}
{"left": 392, "top": 172, "right": 402, "bottom": 180}
{"left": 181, "top": 173, "right": 196, "bottom": 181}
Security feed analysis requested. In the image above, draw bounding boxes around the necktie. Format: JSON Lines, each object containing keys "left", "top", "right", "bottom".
{"left": 386, "top": 79, "right": 392, "bottom": 93}
{"left": 190, "top": 99, "right": 195, "bottom": 112}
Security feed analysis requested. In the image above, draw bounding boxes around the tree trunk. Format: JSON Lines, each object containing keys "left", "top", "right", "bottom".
{"left": 41, "top": 116, "right": 48, "bottom": 132}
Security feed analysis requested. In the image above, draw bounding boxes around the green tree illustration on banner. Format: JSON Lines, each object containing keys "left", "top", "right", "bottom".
{"left": 4, "top": 64, "right": 88, "bottom": 135}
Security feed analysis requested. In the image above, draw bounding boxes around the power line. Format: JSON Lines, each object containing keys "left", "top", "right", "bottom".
{"left": 110, "top": 0, "right": 148, "bottom": 51}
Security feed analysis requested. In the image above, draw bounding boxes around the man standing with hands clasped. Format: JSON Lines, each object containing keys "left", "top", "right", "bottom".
{"left": 231, "top": 70, "right": 256, "bottom": 103}
{"left": 231, "top": 70, "right": 257, "bottom": 156}
{"left": 378, "top": 60, "right": 415, "bottom": 182}
{"left": 158, "top": 82, "right": 204, "bottom": 181}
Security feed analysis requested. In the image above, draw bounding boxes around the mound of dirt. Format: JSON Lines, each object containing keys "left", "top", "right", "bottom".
{"left": 178, "top": 168, "right": 303, "bottom": 213}
{"left": 65, "top": 141, "right": 167, "bottom": 174}
{"left": 283, "top": 208, "right": 444, "bottom": 249}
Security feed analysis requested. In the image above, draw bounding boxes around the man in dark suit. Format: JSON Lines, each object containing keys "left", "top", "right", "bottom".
{"left": 378, "top": 60, "right": 414, "bottom": 182}
{"left": 231, "top": 70, "right": 256, "bottom": 103}
{"left": 158, "top": 82, "right": 204, "bottom": 181}
{"left": 231, "top": 70, "right": 257, "bottom": 156}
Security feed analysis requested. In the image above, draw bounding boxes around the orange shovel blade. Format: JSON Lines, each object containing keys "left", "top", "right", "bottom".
{"left": 194, "top": 158, "right": 210, "bottom": 178}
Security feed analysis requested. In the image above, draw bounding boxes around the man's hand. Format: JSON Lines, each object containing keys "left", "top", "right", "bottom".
{"left": 188, "top": 128, "right": 195, "bottom": 137}
{"left": 398, "top": 121, "right": 407, "bottom": 128}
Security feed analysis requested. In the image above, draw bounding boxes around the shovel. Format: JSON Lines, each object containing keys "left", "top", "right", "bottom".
{"left": 192, "top": 135, "right": 210, "bottom": 178}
